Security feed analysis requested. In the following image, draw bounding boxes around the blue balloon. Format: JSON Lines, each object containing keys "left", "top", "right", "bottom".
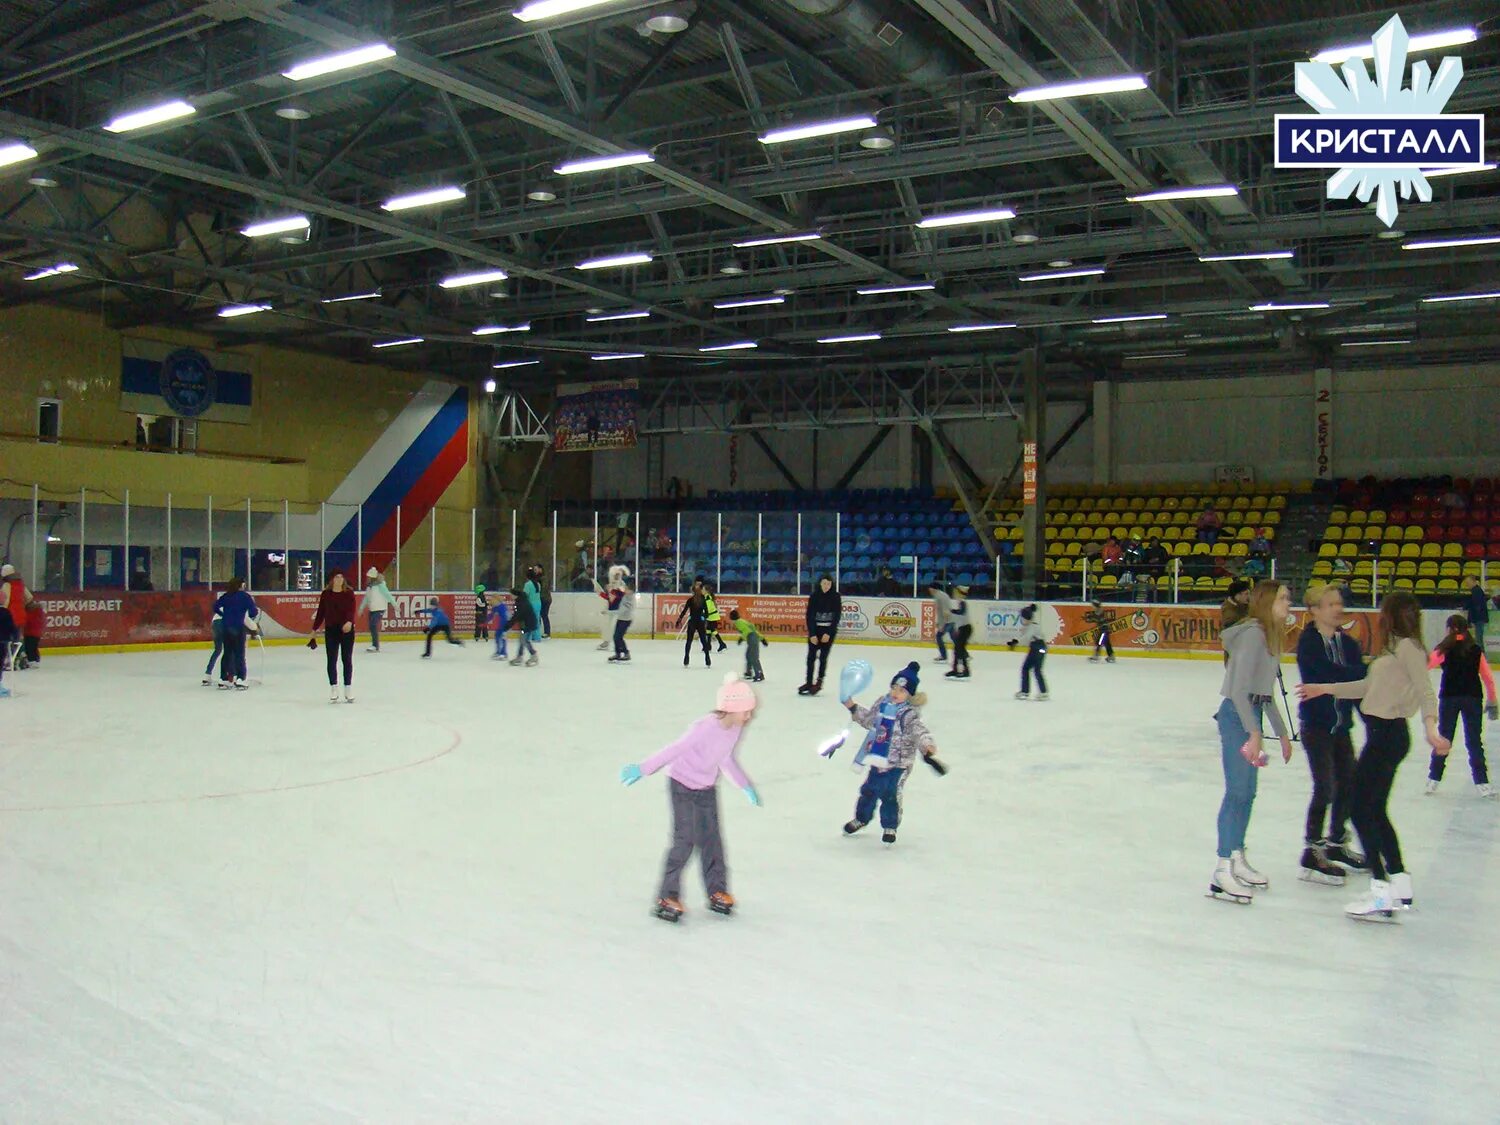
{"left": 839, "top": 659, "right": 874, "bottom": 703}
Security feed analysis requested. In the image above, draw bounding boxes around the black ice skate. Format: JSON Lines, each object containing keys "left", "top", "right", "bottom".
{"left": 842, "top": 819, "right": 867, "bottom": 836}
{"left": 881, "top": 830, "right": 897, "bottom": 846}
{"left": 1323, "top": 840, "right": 1367, "bottom": 870}
{"left": 1298, "top": 844, "right": 1346, "bottom": 886}
{"left": 808, "top": 680, "right": 823, "bottom": 696}
{"left": 654, "top": 897, "right": 684, "bottom": 923}
{"left": 798, "top": 682, "right": 814, "bottom": 695}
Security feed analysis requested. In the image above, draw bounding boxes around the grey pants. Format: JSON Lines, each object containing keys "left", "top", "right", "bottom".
{"left": 368, "top": 610, "right": 383, "bottom": 650}
{"left": 743, "top": 633, "right": 763, "bottom": 678}
{"left": 660, "top": 779, "right": 727, "bottom": 900}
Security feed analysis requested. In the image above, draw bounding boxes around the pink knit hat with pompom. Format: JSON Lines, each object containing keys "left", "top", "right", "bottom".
{"left": 715, "top": 673, "right": 758, "bottom": 713}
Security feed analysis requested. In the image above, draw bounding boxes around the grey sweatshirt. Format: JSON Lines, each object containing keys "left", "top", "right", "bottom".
{"left": 1220, "top": 618, "right": 1290, "bottom": 738}
{"left": 615, "top": 589, "right": 635, "bottom": 622}
{"left": 929, "top": 588, "right": 954, "bottom": 628}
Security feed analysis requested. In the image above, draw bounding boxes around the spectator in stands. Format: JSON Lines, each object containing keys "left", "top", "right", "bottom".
{"left": 573, "top": 539, "right": 592, "bottom": 590}
{"left": 1100, "top": 536, "right": 1124, "bottom": 575}
{"left": 1441, "top": 487, "right": 1467, "bottom": 511}
{"left": 1122, "top": 532, "right": 1146, "bottom": 571}
{"left": 1143, "top": 537, "right": 1169, "bottom": 590}
{"left": 1468, "top": 579, "right": 1492, "bottom": 647}
{"left": 1249, "top": 528, "right": 1271, "bottom": 560}
{"left": 1221, "top": 578, "right": 1252, "bottom": 630}
{"left": 877, "top": 566, "right": 901, "bottom": 597}
{"left": 1196, "top": 503, "right": 1223, "bottom": 544}
{"left": 1241, "top": 555, "right": 1268, "bottom": 580}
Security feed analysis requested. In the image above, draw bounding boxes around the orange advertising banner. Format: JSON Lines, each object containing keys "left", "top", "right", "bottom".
{"left": 1050, "top": 603, "right": 1381, "bottom": 657}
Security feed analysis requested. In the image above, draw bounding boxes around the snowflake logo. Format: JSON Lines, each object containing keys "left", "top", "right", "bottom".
{"left": 1293, "top": 15, "right": 1466, "bottom": 226}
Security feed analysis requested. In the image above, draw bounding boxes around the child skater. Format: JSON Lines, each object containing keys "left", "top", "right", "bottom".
{"left": 212, "top": 577, "right": 259, "bottom": 690}
{"left": 619, "top": 673, "right": 761, "bottom": 922}
{"left": 474, "top": 585, "right": 490, "bottom": 642}
{"left": 945, "top": 584, "right": 972, "bottom": 680}
{"left": 417, "top": 597, "right": 463, "bottom": 658}
{"left": 842, "top": 661, "right": 941, "bottom": 845}
{"left": 1424, "top": 613, "right": 1497, "bottom": 798}
{"left": 1085, "top": 598, "right": 1115, "bottom": 663}
{"left": 608, "top": 566, "right": 635, "bottom": 663}
{"left": 704, "top": 584, "right": 729, "bottom": 653}
{"left": 730, "top": 608, "right": 765, "bottom": 682}
{"left": 488, "top": 596, "right": 510, "bottom": 661}
{"left": 202, "top": 604, "right": 225, "bottom": 685}
{"left": 929, "top": 583, "right": 955, "bottom": 664}
{"left": 508, "top": 586, "right": 539, "bottom": 667}
{"left": 1011, "top": 604, "right": 1048, "bottom": 700}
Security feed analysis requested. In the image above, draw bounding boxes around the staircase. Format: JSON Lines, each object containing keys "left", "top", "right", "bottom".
{"left": 1275, "top": 492, "right": 1334, "bottom": 590}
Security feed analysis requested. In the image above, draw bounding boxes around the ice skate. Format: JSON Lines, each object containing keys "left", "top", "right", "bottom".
{"left": 1389, "top": 871, "right": 1414, "bottom": 909}
{"left": 653, "top": 897, "right": 684, "bottom": 923}
{"left": 491, "top": 652, "right": 506, "bottom": 660}
{"left": 201, "top": 675, "right": 214, "bottom": 686}
{"left": 798, "top": 681, "right": 814, "bottom": 695}
{"left": 1014, "top": 690, "right": 1029, "bottom": 700}
{"left": 525, "top": 654, "right": 539, "bottom": 667}
{"left": 842, "top": 819, "right": 867, "bottom": 836}
{"left": 1208, "top": 858, "right": 1253, "bottom": 904}
{"left": 343, "top": 687, "right": 355, "bottom": 704}
{"left": 597, "top": 642, "right": 609, "bottom": 651}
{"left": 808, "top": 680, "right": 822, "bottom": 696}
{"left": 329, "top": 686, "right": 340, "bottom": 703}
{"left": 932, "top": 655, "right": 948, "bottom": 663}
{"left": 1323, "top": 840, "right": 1367, "bottom": 870}
{"left": 1036, "top": 692, "right": 1050, "bottom": 701}
{"left": 509, "top": 654, "right": 524, "bottom": 667}
{"left": 1345, "top": 879, "right": 1398, "bottom": 922}
{"left": 1478, "top": 783, "right": 1494, "bottom": 798}
{"left": 1106, "top": 656, "right": 1116, "bottom": 663}
{"left": 881, "top": 830, "right": 897, "bottom": 846}
{"left": 1424, "top": 779, "right": 1439, "bottom": 795}
{"left": 366, "top": 646, "right": 379, "bottom": 653}
{"left": 608, "top": 654, "right": 625, "bottom": 663}
{"left": 217, "top": 680, "right": 233, "bottom": 690}
{"left": 945, "top": 669, "right": 960, "bottom": 678}
{"left": 1088, "top": 655, "right": 1100, "bottom": 663}
{"left": 1298, "top": 844, "right": 1346, "bottom": 886}
{"left": 0, "top": 684, "right": 11, "bottom": 698}
{"left": 1231, "top": 849, "right": 1268, "bottom": 889}
{"left": 708, "top": 891, "right": 735, "bottom": 915}
{"left": 233, "top": 678, "right": 248, "bottom": 691}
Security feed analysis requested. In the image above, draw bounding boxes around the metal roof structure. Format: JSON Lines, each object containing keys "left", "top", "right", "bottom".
{"left": 0, "top": 0, "right": 1496, "bottom": 410}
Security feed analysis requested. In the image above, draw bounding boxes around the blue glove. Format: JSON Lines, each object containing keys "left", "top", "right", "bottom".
{"left": 743, "top": 785, "right": 762, "bottom": 807}
{"left": 839, "top": 659, "right": 874, "bottom": 703}
{"left": 619, "top": 764, "right": 643, "bottom": 786}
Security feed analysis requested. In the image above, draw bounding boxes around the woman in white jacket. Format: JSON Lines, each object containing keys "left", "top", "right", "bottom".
{"left": 360, "top": 567, "right": 393, "bottom": 652}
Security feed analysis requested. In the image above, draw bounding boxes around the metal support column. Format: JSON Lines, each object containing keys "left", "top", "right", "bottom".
{"left": 592, "top": 512, "right": 599, "bottom": 587}
{"left": 430, "top": 508, "right": 437, "bottom": 589}
{"left": 207, "top": 494, "right": 213, "bottom": 585}
{"left": 321, "top": 504, "right": 328, "bottom": 586}
{"left": 283, "top": 500, "right": 290, "bottom": 591}
{"left": 470, "top": 508, "right": 477, "bottom": 591}
{"left": 634, "top": 512, "right": 641, "bottom": 592}
{"left": 796, "top": 514, "right": 803, "bottom": 595}
{"left": 511, "top": 509, "right": 519, "bottom": 587}
{"left": 675, "top": 512, "right": 682, "bottom": 594}
{"left": 123, "top": 489, "right": 130, "bottom": 590}
{"left": 715, "top": 512, "right": 723, "bottom": 591}
{"left": 245, "top": 498, "right": 252, "bottom": 590}
{"left": 355, "top": 505, "right": 362, "bottom": 584}
{"left": 78, "top": 488, "right": 85, "bottom": 592}
{"left": 756, "top": 513, "right": 763, "bottom": 594}
{"left": 166, "top": 492, "right": 173, "bottom": 591}
{"left": 395, "top": 507, "right": 402, "bottom": 589}
{"left": 1020, "top": 346, "right": 1046, "bottom": 600}
{"left": 834, "top": 512, "right": 842, "bottom": 590}
{"left": 30, "top": 484, "right": 38, "bottom": 588}
{"left": 551, "top": 510, "right": 558, "bottom": 592}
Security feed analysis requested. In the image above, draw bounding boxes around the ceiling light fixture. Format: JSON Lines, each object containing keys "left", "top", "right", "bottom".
{"left": 282, "top": 43, "right": 395, "bottom": 81}
{"left": 554, "top": 152, "right": 654, "bottom": 175}
{"left": 440, "top": 268, "right": 510, "bottom": 289}
{"left": 472, "top": 323, "right": 531, "bottom": 335}
{"left": 713, "top": 295, "right": 783, "bottom": 309}
{"left": 320, "top": 291, "right": 382, "bottom": 304}
{"left": 592, "top": 352, "right": 646, "bottom": 361}
{"left": 493, "top": 359, "right": 542, "bottom": 370}
{"left": 947, "top": 322, "right": 1017, "bottom": 333}
{"left": 759, "top": 115, "right": 877, "bottom": 145}
{"left": 586, "top": 310, "right": 651, "bottom": 322}
{"left": 484, "top": 378, "right": 498, "bottom": 393}
{"left": 1401, "top": 233, "right": 1500, "bottom": 251}
{"left": 1249, "top": 301, "right": 1330, "bottom": 311}
{"left": 1092, "top": 313, "right": 1168, "bottom": 324}
{"left": 1010, "top": 225, "right": 1040, "bottom": 244}
{"left": 859, "top": 125, "right": 896, "bottom": 150}
{"left": 275, "top": 105, "right": 312, "bottom": 121}
{"left": 719, "top": 259, "right": 746, "bottom": 276}
{"left": 382, "top": 186, "right": 466, "bottom": 211}
{"left": 1126, "top": 184, "right": 1239, "bottom": 203}
{"left": 575, "top": 251, "right": 653, "bottom": 270}
{"left": 0, "top": 141, "right": 38, "bottom": 167}
{"left": 515, "top": 0, "right": 622, "bottom": 22}
{"left": 1422, "top": 163, "right": 1497, "bottom": 179}
{"left": 1198, "top": 250, "right": 1295, "bottom": 262}
{"left": 1422, "top": 290, "right": 1500, "bottom": 304}
{"left": 103, "top": 100, "right": 196, "bottom": 133}
{"left": 27, "top": 174, "right": 59, "bottom": 188}
{"left": 1312, "top": 26, "right": 1475, "bottom": 65}
{"left": 915, "top": 206, "right": 1017, "bottom": 229}
{"left": 1019, "top": 266, "right": 1104, "bottom": 282}
{"left": 372, "top": 337, "right": 425, "bottom": 348}
{"left": 699, "top": 341, "right": 758, "bottom": 352}
{"left": 644, "top": 5, "right": 691, "bottom": 33}
{"left": 22, "top": 262, "right": 79, "bottom": 281}
{"left": 527, "top": 181, "right": 559, "bottom": 202}
{"left": 732, "top": 232, "right": 822, "bottom": 248}
{"left": 856, "top": 282, "right": 936, "bottom": 295}
{"left": 241, "top": 215, "right": 310, "bottom": 238}
{"left": 817, "top": 333, "right": 882, "bottom": 344}
{"left": 1339, "top": 339, "right": 1412, "bottom": 348}
{"left": 218, "top": 303, "right": 272, "bottom": 318}
{"left": 1010, "top": 74, "right": 1147, "bottom": 102}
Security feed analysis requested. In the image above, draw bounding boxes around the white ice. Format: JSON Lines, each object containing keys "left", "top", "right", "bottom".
{"left": 2, "top": 637, "right": 1497, "bottom": 1123}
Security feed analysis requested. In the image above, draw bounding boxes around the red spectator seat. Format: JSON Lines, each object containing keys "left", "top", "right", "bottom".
{"left": 1466, "top": 543, "right": 1486, "bottom": 558}
{"left": 1426, "top": 525, "right": 1446, "bottom": 542}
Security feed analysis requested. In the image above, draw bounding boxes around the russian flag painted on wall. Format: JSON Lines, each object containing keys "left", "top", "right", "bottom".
{"left": 324, "top": 380, "right": 470, "bottom": 571}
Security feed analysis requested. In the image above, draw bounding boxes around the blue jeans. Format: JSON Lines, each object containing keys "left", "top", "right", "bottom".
{"left": 1216, "top": 698, "right": 1263, "bottom": 858}
{"left": 935, "top": 623, "right": 953, "bottom": 660}
{"left": 854, "top": 767, "right": 909, "bottom": 830}
{"left": 205, "top": 619, "right": 224, "bottom": 676}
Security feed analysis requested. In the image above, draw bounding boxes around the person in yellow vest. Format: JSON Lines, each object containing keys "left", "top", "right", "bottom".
{"left": 704, "top": 584, "right": 729, "bottom": 653}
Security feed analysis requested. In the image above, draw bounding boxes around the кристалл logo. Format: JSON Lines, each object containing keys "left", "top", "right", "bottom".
{"left": 1274, "top": 16, "right": 1484, "bottom": 225}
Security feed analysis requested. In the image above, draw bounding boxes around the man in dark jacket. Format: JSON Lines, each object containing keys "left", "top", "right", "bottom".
{"left": 1467, "top": 579, "right": 1492, "bottom": 647}
{"left": 799, "top": 575, "right": 841, "bottom": 696}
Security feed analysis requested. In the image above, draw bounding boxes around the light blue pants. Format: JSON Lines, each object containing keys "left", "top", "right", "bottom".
{"left": 1216, "top": 698, "right": 1263, "bottom": 858}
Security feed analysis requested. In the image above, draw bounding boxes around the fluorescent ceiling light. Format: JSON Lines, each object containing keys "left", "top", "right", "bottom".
{"left": 592, "top": 352, "right": 645, "bottom": 361}
{"left": 575, "top": 251, "right": 653, "bottom": 270}
{"left": 103, "top": 100, "right": 195, "bottom": 133}
{"left": 948, "top": 322, "right": 1017, "bottom": 333}
{"left": 218, "top": 303, "right": 271, "bottom": 318}
{"left": 1339, "top": 339, "right": 1411, "bottom": 348}
{"left": 586, "top": 310, "right": 651, "bottom": 322}
{"left": 713, "top": 295, "right": 784, "bottom": 309}
{"left": 241, "top": 215, "right": 310, "bottom": 238}
{"left": 1422, "top": 291, "right": 1500, "bottom": 304}
{"left": 381, "top": 186, "right": 465, "bottom": 212}
{"left": 515, "top": 0, "right": 621, "bottom": 22}
{"left": 493, "top": 359, "right": 541, "bottom": 370}
{"left": 699, "top": 341, "right": 758, "bottom": 352}
{"left": 856, "top": 282, "right": 936, "bottom": 295}
{"left": 1010, "top": 75, "right": 1147, "bottom": 103}
{"left": 1092, "top": 313, "right": 1168, "bottom": 324}
{"left": 1125, "top": 351, "right": 1188, "bottom": 360}
{"left": 1019, "top": 267, "right": 1104, "bottom": 282}
{"left": 817, "top": 333, "right": 882, "bottom": 344}
{"left": 554, "top": 152, "right": 654, "bottom": 175}
{"left": 0, "top": 141, "right": 38, "bottom": 167}
{"left": 1312, "top": 27, "right": 1476, "bottom": 65}
{"left": 320, "top": 291, "right": 381, "bottom": 304}
{"left": 472, "top": 323, "right": 531, "bottom": 335}
{"left": 1127, "top": 184, "right": 1239, "bottom": 203}
{"left": 483, "top": 379, "right": 498, "bottom": 394}
{"left": 1249, "top": 301, "right": 1330, "bottom": 311}
{"left": 282, "top": 43, "right": 395, "bottom": 81}
{"left": 1199, "top": 250, "right": 1295, "bottom": 262}
{"left": 1401, "top": 233, "right": 1500, "bottom": 251}
{"left": 22, "top": 262, "right": 79, "bottom": 281}
{"left": 759, "top": 115, "right": 877, "bottom": 145}
{"left": 732, "top": 232, "right": 823, "bottom": 248}
{"left": 440, "top": 268, "right": 509, "bottom": 289}
{"left": 1422, "top": 163, "right": 1497, "bottom": 179}
{"left": 915, "top": 207, "right": 1017, "bottom": 230}
{"left": 372, "top": 337, "right": 424, "bottom": 348}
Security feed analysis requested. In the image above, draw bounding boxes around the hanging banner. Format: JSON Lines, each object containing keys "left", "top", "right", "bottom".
{"left": 1314, "top": 367, "right": 1333, "bottom": 481}
{"left": 119, "top": 339, "right": 254, "bottom": 423}
{"left": 1022, "top": 440, "right": 1039, "bottom": 505}
{"left": 553, "top": 380, "right": 639, "bottom": 453}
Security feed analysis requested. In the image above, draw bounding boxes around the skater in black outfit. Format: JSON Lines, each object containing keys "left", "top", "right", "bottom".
{"left": 799, "top": 574, "right": 841, "bottom": 696}
{"left": 312, "top": 569, "right": 357, "bottom": 703}
{"left": 1010, "top": 604, "right": 1048, "bottom": 700}
{"left": 1085, "top": 599, "right": 1115, "bottom": 663}
{"left": 473, "top": 585, "right": 490, "bottom": 642}
{"left": 1425, "top": 613, "right": 1497, "bottom": 798}
{"left": 945, "top": 585, "right": 973, "bottom": 679}
{"left": 676, "top": 578, "right": 713, "bottom": 667}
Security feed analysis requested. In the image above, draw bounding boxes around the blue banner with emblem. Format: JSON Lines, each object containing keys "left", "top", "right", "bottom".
{"left": 119, "top": 339, "right": 254, "bottom": 424}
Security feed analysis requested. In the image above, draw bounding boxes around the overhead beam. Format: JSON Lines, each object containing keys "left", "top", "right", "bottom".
{"left": 832, "top": 426, "right": 894, "bottom": 490}
{"left": 747, "top": 431, "right": 808, "bottom": 492}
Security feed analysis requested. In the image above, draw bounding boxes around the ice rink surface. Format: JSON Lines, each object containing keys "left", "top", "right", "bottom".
{"left": 3, "top": 636, "right": 1497, "bottom": 1123}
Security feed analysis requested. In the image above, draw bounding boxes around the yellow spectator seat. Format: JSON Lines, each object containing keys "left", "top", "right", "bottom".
{"left": 1438, "top": 579, "right": 1460, "bottom": 595}
{"left": 1396, "top": 562, "right": 1417, "bottom": 578}
{"left": 1400, "top": 543, "right": 1421, "bottom": 559}
{"left": 1349, "top": 510, "right": 1368, "bottom": 523}
{"left": 1367, "top": 510, "right": 1386, "bottom": 524}
{"left": 1324, "top": 527, "right": 1343, "bottom": 541}
{"left": 1339, "top": 543, "right": 1359, "bottom": 558}
{"left": 1380, "top": 543, "right": 1400, "bottom": 559}
{"left": 1415, "top": 579, "right": 1437, "bottom": 594}
{"left": 1318, "top": 543, "right": 1338, "bottom": 559}
{"left": 1328, "top": 510, "right": 1347, "bottom": 524}
{"left": 1418, "top": 561, "right": 1440, "bottom": 577}
{"left": 1421, "top": 543, "right": 1441, "bottom": 559}
{"left": 1443, "top": 543, "right": 1463, "bottom": 559}
{"left": 1404, "top": 526, "right": 1423, "bottom": 541}
{"left": 1440, "top": 562, "right": 1460, "bottom": 577}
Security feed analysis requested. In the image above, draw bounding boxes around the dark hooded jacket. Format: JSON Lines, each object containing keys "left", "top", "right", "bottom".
{"left": 806, "top": 577, "right": 841, "bottom": 636}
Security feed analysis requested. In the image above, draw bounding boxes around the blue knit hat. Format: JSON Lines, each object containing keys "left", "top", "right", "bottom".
{"left": 891, "top": 661, "right": 920, "bottom": 693}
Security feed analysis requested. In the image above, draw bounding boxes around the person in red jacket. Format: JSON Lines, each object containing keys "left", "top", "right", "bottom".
{"left": 312, "top": 570, "right": 357, "bottom": 703}
{"left": 0, "top": 564, "right": 27, "bottom": 683}
{"left": 21, "top": 589, "right": 43, "bottom": 666}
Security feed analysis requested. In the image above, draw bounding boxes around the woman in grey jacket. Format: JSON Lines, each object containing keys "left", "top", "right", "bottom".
{"left": 1209, "top": 580, "right": 1294, "bottom": 904}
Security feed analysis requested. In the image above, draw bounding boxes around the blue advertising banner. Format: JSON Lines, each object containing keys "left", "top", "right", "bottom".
{"left": 1274, "top": 114, "right": 1484, "bottom": 168}
{"left": 119, "top": 339, "right": 254, "bottom": 424}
